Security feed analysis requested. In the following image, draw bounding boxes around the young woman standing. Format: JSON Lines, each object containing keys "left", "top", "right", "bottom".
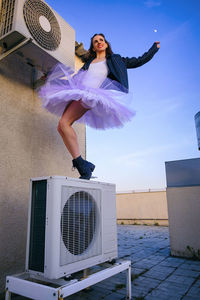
{"left": 39, "top": 33, "right": 160, "bottom": 180}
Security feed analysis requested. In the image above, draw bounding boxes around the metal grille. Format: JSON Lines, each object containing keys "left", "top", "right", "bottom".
{"left": 23, "top": 0, "right": 61, "bottom": 50}
{"left": 0, "top": 0, "right": 15, "bottom": 37}
{"left": 61, "top": 191, "right": 97, "bottom": 256}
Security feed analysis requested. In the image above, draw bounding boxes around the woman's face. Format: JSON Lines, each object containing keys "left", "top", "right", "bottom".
{"left": 92, "top": 35, "right": 108, "bottom": 53}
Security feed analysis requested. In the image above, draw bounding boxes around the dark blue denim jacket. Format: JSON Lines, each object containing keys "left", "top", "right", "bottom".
{"left": 81, "top": 42, "right": 159, "bottom": 93}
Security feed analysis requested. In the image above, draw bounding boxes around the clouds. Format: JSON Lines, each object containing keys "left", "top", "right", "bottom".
{"left": 115, "top": 143, "right": 174, "bottom": 165}
{"left": 144, "top": 1, "right": 161, "bottom": 8}
{"left": 143, "top": 95, "right": 184, "bottom": 120}
{"left": 160, "top": 19, "right": 191, "bottom": 47}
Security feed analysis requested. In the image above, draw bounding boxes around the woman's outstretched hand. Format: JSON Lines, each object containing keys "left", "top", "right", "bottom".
{"left": 155, "top": 41, "right": 160, "bottom": 48}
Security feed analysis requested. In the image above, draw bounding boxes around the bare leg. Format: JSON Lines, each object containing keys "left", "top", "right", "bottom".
{"left": 57, "top": 100, "right": 89, "bottom": 159}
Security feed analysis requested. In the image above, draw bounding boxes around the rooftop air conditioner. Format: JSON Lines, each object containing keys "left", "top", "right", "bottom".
{"left": 26, "top": 176, "right": 118, "bottom": 279}
{"left": 0, "top": 0, "right": 75, "bottom": 73}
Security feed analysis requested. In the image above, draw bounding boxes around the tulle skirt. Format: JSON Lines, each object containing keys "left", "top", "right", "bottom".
{"left": 38, "top": 63, "right": 135, "bottom": 130}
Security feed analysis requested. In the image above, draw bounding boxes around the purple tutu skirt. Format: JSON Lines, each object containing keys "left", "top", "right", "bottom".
{"left": 38, "top": 63, "right": 135, "bottom": 130}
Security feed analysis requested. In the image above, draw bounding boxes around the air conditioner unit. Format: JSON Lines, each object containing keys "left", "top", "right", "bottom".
{"left": 0, "top": 0, "right": 75, "bottom": 73}
{"left": 26, "top": 176, "right": 118, "bottom": 279}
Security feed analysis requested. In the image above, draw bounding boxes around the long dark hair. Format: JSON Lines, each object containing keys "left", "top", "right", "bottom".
{"left": 83, "top": 33, "right": 113, "bottom": 61}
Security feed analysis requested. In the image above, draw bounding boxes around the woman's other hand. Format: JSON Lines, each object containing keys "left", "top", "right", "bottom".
{"left": 155, "top": 41, "right": 160, "bottom": 48}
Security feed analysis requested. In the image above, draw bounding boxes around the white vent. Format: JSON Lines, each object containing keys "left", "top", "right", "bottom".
{"left": 26, "top": 176, "right": 117, "bottom": 279}
{"left": 0, "top": 0, "right": 15, "bottom": 36}
{"left": 0, "top": 0, "right": 75, "bottom": 73}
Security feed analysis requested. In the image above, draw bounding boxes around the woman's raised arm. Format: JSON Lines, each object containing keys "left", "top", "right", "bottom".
{"left": 122, "top": 42, "right": 160, "bottom": 69}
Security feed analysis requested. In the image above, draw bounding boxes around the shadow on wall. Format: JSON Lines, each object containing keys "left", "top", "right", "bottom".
{"left": 20, "top": 108, "right": 63, "bottom": 176}
{"left": 0, "top": 189, "right": 28, "bottom": 293}
{"left": 0, "top": 53, "right": 33, "bottom": 87}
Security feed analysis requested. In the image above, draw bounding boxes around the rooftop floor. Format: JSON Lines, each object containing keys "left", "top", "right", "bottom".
{"left": 12, "top": 225, "right": 200, "bottom": 299}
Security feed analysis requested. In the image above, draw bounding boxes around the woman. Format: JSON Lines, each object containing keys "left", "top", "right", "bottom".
{"left": 39, "top": 33, "right": 160, "bottom": 180}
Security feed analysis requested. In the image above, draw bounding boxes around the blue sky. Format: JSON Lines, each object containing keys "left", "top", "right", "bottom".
{"left": 46, "top": 0, "right": 200, "bottom": 191}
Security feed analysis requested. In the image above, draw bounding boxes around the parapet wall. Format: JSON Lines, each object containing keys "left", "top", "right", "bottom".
{"left": 116, "top": 189, "right": 168, "bottom": 226}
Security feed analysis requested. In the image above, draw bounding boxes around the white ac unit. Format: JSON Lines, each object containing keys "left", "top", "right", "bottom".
{"left": 26, "top": 176, "right": 118, "bottom": 279}
{"left": 0, "top": 0, "right": 75, "bottom": 73}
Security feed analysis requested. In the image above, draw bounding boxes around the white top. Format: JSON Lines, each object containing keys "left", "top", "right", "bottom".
{"left": 83, "top": 60, "right": 108, "bottom": 88}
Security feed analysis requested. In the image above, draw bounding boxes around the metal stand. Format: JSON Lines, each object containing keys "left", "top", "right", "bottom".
{"left": 5, "top": 260, "right": 131, "bottom": 300}
{"left": 0, "top": 38, "right": 32, "bottom": 61}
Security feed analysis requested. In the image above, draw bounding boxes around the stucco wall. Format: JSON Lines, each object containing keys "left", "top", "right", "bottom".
{"left": 0, "top": 53, "right": 85, "bottom": 292}
{"left": 116, "top": 190, "right": 168, "bottom": 226}
{"left": 167, "top": 186, "right": 200, "bottom": 258}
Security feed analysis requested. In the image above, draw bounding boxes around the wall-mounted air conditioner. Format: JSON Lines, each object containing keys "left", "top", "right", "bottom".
{"left": 26, "top": 176, "right": 118, "bottom": 279}
{"left": 0, "top": 0, "right": 75, "bottom": 73}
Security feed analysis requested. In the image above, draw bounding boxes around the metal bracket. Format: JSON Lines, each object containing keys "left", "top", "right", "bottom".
{"left": 0, "top": 38, "right": 32, "bottom": 61}
{"left": 5, "top": 260, "right": 132, "bottom": 300}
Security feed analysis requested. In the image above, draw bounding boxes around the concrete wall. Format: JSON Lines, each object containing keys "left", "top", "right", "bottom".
{"left": 116, "top": 190, "right": 168, "bottom": 226}
{"left": 0, "top": 53, "right": 85, "bottom": 292}
{"left": 165, "top": 158, "right": 200, "bottom": 258}
{"left": 167, "top": 186, "right": 200, "bottom": 258}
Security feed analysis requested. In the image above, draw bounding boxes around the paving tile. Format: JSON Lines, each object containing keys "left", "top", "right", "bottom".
{"left": 132, "top": 276, "right": 161, "bottom": 289}
{"left": 110, "top": 287, "right": 127, "bottom": 296}
{"left": 179, "top": 262, "right": 200, "bottom": 272}
{"left": 172, "top": 268, "right": 200, "bottom": 278}
{"left": 67, "top": 287, "right": 110, "bottom": 299}
{"left": 158, "top": 248, "right": 171, "bottom": 256}
{"left": 131, "top": 253, "right": 148, "bottom": 262}
{"left": 183, "top": 261, "right": 200, "bottom": 266}
{"left": 102, "top": 291, "right": 124, "bottom": 299}
{"left": 131, "top": 267, "right": 147, "bottom": 276}
{"left": 159, "top": 257, "right": 185, "bottom": 268}
{"left": 145, "top": 288, "right": 183, "bottom": 300}
{"left": 88, "top": 284, "right": 114, "bottom": 296}
{"left": 191, "top": 278, "right": 200, "bottom": 287}
{"left": 156, "top": 280, "right": 191, "bottom": 295}
{"left": 165, "top": 274, "right": 195, "bottom": 286}
{"left": 146, "top": 255, "right": 166, "bottom": 264}
{"left": 142, "top": 265, "right": 175, "bottom": 280}
{"left": 131, "top": 286, "right": 149, "bottom": 298}
{"left": 132, "top": 258, "right": 157, "bottom": 269}
{"left": 65, "top": 295, "right": 85, "bottom": 300}
{"left": 185, "top": 279, "right": 200, "bottom": 297}
{"left": 182, "top": 296, "right": 200, "bottom": 300}
{"left": 95, "top": 280, "right": 116, "bottom": 290}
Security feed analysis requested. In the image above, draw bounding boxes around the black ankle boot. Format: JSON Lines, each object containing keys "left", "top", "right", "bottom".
{"left": 72, "top": 155, "right": 95, "bottom": 180}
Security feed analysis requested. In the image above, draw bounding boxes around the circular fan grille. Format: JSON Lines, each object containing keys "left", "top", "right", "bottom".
{"left": 61, "top": 191, "right": 97, "bottom": 256}
{"left": 23, "top": 0, "right": 61, "bottom": 51}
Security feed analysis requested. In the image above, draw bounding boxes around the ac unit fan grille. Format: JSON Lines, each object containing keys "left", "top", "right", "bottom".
{"left": 23, "top": 0, "right": 61, "bottom": 51}
{"left": 0, "top": 0, "right": 15, "bottom": 37}
{"left": 61, "top": 191, "right": 97, "bottom": 256}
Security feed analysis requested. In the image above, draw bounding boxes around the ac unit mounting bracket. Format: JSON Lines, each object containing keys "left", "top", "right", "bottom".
{"left": 0, "top": 38, "right": 32, "bottom": 61}
{"left": 5, "top": 260, "right": 132, "bottom": 300}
